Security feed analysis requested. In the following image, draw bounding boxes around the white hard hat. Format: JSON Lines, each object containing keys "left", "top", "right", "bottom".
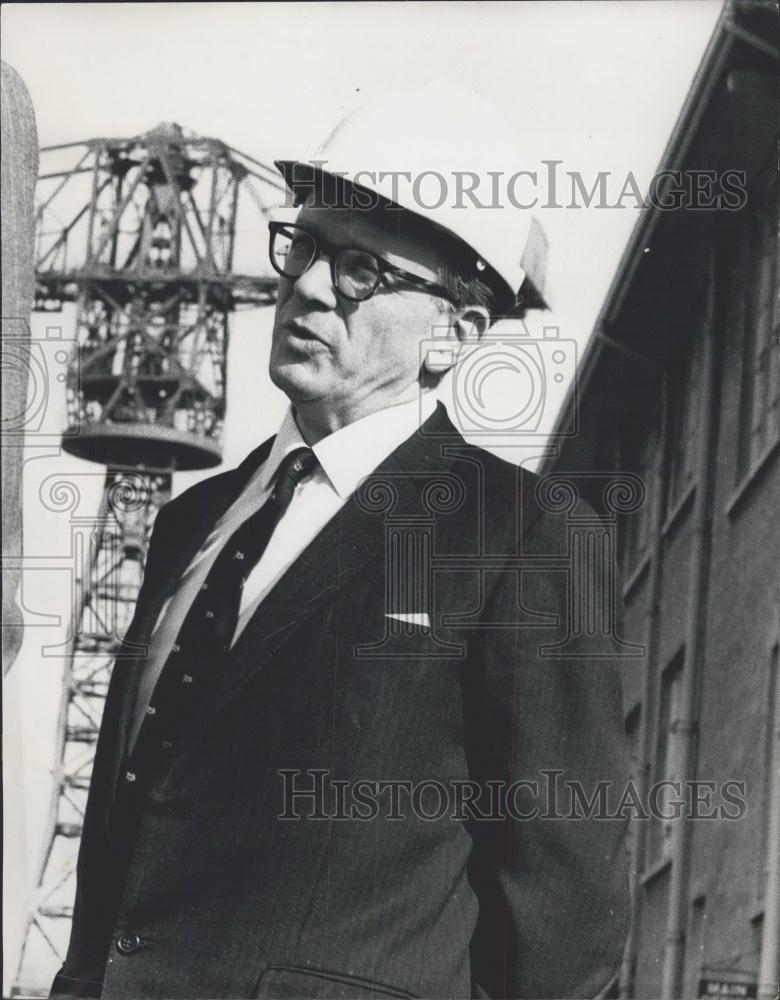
{"left": 275, "top": 78, "right": 548, "bottom": 311}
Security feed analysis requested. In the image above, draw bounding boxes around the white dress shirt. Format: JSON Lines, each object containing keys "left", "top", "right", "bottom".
{"left": 128, "top": 393, "right": 438, "bottom": 750}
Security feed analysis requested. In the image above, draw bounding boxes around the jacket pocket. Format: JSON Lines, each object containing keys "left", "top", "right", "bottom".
{"left": 253, "top": 964, "right": 417, "bottom": 999}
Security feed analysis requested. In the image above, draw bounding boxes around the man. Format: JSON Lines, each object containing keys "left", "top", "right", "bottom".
{"left": 52, "top": 81, "right": 630, "bottom": 1000}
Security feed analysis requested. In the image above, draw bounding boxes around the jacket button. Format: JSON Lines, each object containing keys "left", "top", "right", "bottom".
{"left": 116, "top": 931, "right": 141, "bottom": 955}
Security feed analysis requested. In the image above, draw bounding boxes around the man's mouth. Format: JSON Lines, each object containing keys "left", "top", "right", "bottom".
{"left": 282, "top": 319, "right": 328, "bottom": 349}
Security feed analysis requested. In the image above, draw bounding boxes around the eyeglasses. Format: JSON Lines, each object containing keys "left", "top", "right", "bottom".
{"left": 268, "top": 221, "right": 456, "bottom": 304}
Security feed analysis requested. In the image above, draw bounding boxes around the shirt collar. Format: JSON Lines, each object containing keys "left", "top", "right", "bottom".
{"left": 255, "top": 392, "right": 439, "bottom": 501}
{"left": 312, "top": 392, "right": 438, "bottom": 499}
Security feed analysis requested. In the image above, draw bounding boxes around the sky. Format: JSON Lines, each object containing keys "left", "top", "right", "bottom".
{"left": 2, "top": 1, "right": 724, "bottom": 991}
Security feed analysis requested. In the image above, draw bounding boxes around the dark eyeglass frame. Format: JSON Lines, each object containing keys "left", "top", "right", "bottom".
{"left": 268, "top": 221, "right": 457, "bottom": 304}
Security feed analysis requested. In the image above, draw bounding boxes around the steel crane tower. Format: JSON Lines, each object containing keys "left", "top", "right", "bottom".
{"left": 12, "top": 123, "right": 283, "bottom": 996}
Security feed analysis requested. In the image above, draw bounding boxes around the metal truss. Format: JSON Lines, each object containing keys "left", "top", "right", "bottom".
{"left": 12, "top": 124, "right": 280, "bottom": 995}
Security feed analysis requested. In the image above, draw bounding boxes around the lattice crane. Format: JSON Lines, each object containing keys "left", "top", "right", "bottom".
{"left": 12, "top": 123, "right": 283, "bottom": 996}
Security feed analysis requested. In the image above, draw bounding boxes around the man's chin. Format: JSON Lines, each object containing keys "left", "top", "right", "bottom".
{"left": 269, "top": 360, "right": 328, "bottom": 404}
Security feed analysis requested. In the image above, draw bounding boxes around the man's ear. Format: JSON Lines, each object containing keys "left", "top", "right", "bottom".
{"left": 451, "top": 305, "right": 491, "bottom": 344}
{"left": 423, "top": 305, "right": 491, "bottom": 376}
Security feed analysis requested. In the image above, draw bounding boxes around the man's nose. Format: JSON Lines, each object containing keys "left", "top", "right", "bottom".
{"left": 291, "top": 256, "right": 338, "bottom": 308}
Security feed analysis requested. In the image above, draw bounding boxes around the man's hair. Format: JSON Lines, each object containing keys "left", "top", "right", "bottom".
{"left": 437, "top": 258, "right": 498, "bottom": 319}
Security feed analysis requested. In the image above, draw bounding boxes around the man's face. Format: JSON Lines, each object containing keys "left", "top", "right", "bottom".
{"left": 269, "top": 203, "right": 450, "bottom": 424}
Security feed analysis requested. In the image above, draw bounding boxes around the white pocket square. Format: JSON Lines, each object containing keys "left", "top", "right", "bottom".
{"left": 385, "top": 612, "right": 430, "bottom": 628}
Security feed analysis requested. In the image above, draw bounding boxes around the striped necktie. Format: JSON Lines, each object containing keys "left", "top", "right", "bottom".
{"left": 125, "top": 446, "right": 317, "bottom": 779}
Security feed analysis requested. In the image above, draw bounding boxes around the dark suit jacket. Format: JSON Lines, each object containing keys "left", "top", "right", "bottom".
{"left": 52, "top": 403, "right": 630, "bottom": 1000}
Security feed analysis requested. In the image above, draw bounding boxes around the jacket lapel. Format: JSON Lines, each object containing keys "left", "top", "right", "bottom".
{"left": 173, "top": 402, "right": 464, "bottom": 750}
{"left": 132, "top": 436, "right": 276, "bottom": 646}
{"left": 109, "top": 438, "right": 276, "bottom": 787}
